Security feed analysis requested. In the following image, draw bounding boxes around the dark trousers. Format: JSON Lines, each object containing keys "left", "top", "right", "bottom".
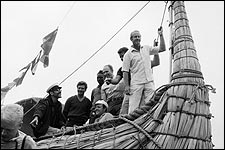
{"left": 66, "top": 117, "right": 86, "bottom": 127}
{"left": 107, "top": 97, "right": 123, "bottom": 116}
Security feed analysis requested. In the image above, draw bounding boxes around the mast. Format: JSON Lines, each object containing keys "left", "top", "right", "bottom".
{"left": 146, "top": 1, "right": 215, "bottom": 149}
{"left": 168, "top": 1, "right": 174, "bottom": 82}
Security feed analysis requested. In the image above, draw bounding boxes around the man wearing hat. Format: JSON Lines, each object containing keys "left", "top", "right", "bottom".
{"left": 30, "top": 83, "right": 66, "bottom": 138}
{"left": 94, "top": 100, "right": 114, "bottom": 123}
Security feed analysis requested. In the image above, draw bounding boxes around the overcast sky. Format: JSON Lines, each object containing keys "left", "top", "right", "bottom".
{"left": 1, "top": 1, "right": 224, "bottom": 148}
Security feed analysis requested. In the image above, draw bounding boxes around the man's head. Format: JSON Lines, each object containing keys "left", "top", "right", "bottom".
{"left": 103, "top": 64, "right": 113, "bottom": 78}
{"left": 130, "top": 30, "right": 141, "bottom": 47}
{"left": 1, "top": 104, "right": 24, "bottom": 142}
{"left": 46, "top": 83, "right": 62, "bottom": 98}
{"left": 94, "top": 100, "right": 108, "bottom": 117}
{"left": 77, "top": 81, "right": 87, "bottom": 96}
{"left": 97, "top": 70, "right": 105, "bottom": 86}
{"left": 118, "top": 47, "right": 128, "bottom": 61}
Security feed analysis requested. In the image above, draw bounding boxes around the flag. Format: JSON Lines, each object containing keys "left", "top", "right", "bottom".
{"left": 14, "top": 63, "right": 31, "bottom": 86}
{"left": 31, "top": 50, "right": 42, "bottom": 75}
{"left": 1, "top": 82, "right": 16, "bottom": 101}
{"left": 40, "top": 28, "right": 58, "bottom": 68}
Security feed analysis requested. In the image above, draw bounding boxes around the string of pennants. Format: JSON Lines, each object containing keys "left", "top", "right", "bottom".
{"left": 1, "top": 1, "right": 152, "bottom": 103}
{"left": 1, "top": 28, "right": 58, "bottom": 102}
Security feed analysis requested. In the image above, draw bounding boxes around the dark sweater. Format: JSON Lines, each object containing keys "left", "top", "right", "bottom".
{"left": 63, "top": 95, "right": 92, "bottom": 126}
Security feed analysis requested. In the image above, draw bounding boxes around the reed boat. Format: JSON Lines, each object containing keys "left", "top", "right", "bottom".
{"left": 16, "top": 1, "right": 216, "bottom": 149}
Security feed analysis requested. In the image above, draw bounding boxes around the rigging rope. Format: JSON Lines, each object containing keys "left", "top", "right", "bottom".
{"left": 58, "top": 1, "right": 151, "bottom": 85}
{"left": 58, "top": 1, "right": 76, "bottom": 28}
{"left": 23, "top": 1, "right": 151, "bottom": 116}
{"left": 156, "top": 1, "right": 168, "bottom": 42}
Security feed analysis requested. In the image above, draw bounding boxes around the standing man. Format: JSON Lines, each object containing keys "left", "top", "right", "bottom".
{"left": 101, "top": 64, "right": 124, "bottom": 116}
{"left": 101, "top": 64, "right": 115, "bottom": 102}
{"left": 107, "top": 47, "right": 160, "bottom": 115}
{"left": 105, "top": 47, "right": 130, "bottom": 115}
{"left": 63, "top": 81, "right": 92, "bottom": 127}
{"left": 122, "top": 27, "right": 166, "bottom": 114}
{"left": 91, "top": 70, "right": 105, "bottom": 106}
{"left": 1, "top": 103, "right": 37, "bottom": 149}
{"left": 30, "top": 83, "right": 66, "bottom": 138}
{"left": 89, "top": 70, "right": 105, "bottom": 124}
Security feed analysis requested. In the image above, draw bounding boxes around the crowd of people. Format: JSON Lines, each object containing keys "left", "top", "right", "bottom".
{"left": 1, "top": 27, "right": 166, "bottom": 149}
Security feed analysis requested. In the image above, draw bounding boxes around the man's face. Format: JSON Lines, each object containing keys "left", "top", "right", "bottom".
{"left": 51, "top": 87, "right": 62, "bottom": 98}
{"left": 97, "top": 74, "right": 105, "bottom": 85}
{"left": 103, "top": 66, "right": 113, "bottom": 78}
{"left": 1, "top": 120, "right": 21, "bottom": 142}
{"left": 77, "top": 85, "right": 86, "bottom": 95}
{"left": 131, "top": 31, "right": 141, "bottom": 46}
{"left": 94, "top": 104, "right": 105, "bottom": 117}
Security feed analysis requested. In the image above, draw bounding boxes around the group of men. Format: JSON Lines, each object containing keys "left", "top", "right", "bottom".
{"left": 1, "top": 27, "right": 166, "bottom": 149}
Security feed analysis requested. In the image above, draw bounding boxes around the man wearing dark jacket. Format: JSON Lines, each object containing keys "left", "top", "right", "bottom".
{"left": 30, "top": 83, "right": 66, "bottom": 138}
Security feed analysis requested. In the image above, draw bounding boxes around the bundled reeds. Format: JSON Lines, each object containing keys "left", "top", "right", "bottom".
{"left": 36, "top": 86, "right": 165, "bottom": 149}
{"left": 36, "top": 1, "right": 215, "bottom": 149}
{"left": 146, "top": 1, "right": 215, "bottom": 149}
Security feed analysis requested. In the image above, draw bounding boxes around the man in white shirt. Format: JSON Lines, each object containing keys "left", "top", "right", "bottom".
{"left": 122, "top": 27, "right": 166, "bottom": 114}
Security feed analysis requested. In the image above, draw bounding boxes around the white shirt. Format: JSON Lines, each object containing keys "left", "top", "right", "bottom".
{"left": 1, "top": 130, "right": 36, "bottom": 149}
{"left": 122, "top": 45, "right": 159, "bottom": 85}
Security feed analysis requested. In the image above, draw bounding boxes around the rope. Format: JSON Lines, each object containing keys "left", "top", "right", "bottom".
{"left": 23, "top": 94, "right": 48, "bottom": 116}
{"left": 58, "top": 1, "right": 151, "bottom": 85}
{"left": 92, "top": 130, "right": 98, "bottom": 148}
{"left": 112, "top": 125, "right": 116, "bottom": 149}
{"left": 122, "top": 81, "right": 216, "bottom": 121}
{"left": 120, "top": 116, "right": 161, "bottom": 148}
{"left": 156, "top": 1, "right": 168, "bottom": 42}
{"left": 151, "top": 131, "right": 212, "bottom": 142}
{"left": 17, "top": 2, "right": 76, "bottom": 116}
{"left": 23, "top": 1, "right": 151, "bottom": 116}
{"left": 167, "top": 94, "right": 211, "bottom": 106}
{"left": 58, "top": 1, "right": 76, "bottom": 27}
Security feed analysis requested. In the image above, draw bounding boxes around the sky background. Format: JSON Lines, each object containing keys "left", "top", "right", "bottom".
{"left": 1, "top": 1, "right": 224, "bottom": 148}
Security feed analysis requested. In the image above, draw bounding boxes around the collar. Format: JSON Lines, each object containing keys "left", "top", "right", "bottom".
{"left": 96, "top": 113, "right": 106, "bottom": 121}
{"left": 47, "top": 96, "right": 59, "bottom": 106}
{"left": 8, "top": 130, "right": 24, "bottom": 142}
{"left": 97, "top": 84, "right": 102, "bottom": 89}
{"left": 130, "top": 45, "right": 143, "bottom": 52}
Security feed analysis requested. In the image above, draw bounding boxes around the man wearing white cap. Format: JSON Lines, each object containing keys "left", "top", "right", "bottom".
{"left": 94, "top": 100, "right": 114, "bottom": 123}
{"left": 30, "top": 83, "right": 66, "bottom": 138}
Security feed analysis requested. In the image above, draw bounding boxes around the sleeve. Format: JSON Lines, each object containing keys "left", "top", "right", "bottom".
{"left": 58, "top": 104, "right": 66, "bottom": 127}
{"left": 91, "top": 89, "right": 94, "bottom": 103}
{"left": 63, "top": 98, "right": 71, "bottom": 119}
{"left": 117, "top": 67, "right": 123, "bottom": 78}
{"left": 122, "top": 52, "right": 130, "bottom": 72}
{"left": 99, "top": 113, "right": 114, "bottom": 122}
{"left": 33, "top": 99, "right": 47, "bottom": 120}
{"left": 101, "top": 84, "right": 107, "bottom": 101}
{"left": 87, "top": 99, "right": 92, "bottom": 116}
{"left": 24, "top": 136, "right": 37, "bottom": 149}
